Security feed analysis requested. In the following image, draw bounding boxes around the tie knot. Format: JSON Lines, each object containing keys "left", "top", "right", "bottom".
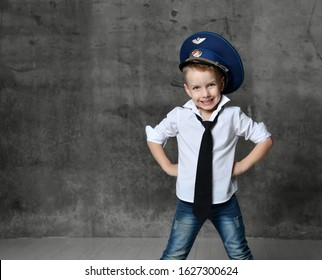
{"left": 202, "top": 121, "right": 214, "bottom": 130}
{"left": 195, "top": 110, "right": 222, "bottom": 131}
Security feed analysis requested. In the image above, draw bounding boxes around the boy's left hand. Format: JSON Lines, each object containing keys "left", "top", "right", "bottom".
{"left": 231, "top": 137, "right": 273, "bottom": 177}
{"left": 231, "top": 161, "right": 246, "bottom": 177}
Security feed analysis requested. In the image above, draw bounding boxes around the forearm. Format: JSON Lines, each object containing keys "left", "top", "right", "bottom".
{"left": 147, "top": 141, "right": 178, "bottom": 176}
{"left": 233, "top": 136, "right": 274, "bottom": 176}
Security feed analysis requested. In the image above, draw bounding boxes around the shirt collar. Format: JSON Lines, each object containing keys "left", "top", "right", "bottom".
{"left": 183, "top": 95, "right": 230, "bottom": 121}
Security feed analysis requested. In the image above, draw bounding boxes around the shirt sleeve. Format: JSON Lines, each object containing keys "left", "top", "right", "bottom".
{"left": 234, "top": 108, "right": 271, "bottom": 143}
{"left": 145, "top": 107, "right": 179, "bottom": 145}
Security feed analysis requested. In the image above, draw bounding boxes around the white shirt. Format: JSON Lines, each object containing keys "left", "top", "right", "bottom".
{"left": 145, "top": 95, "right": 271, "bottom": 204}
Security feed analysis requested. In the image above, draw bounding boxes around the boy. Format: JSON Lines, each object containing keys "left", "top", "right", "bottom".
{"left": 145, "top": 32, "right": 273, "bottom": 260}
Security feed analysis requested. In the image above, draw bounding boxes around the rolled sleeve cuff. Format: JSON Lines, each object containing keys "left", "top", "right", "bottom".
{"left": 253, "top": 122, "right": 272, "bottom": 143}
{"left": 145, "top": 125, "right": 167, "bottom": 145}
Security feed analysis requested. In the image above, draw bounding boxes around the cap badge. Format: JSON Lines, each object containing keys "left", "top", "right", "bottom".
{"left": 191, "top": 49, "right": 203, "bottom": 58}
{"left": 192, "top": 37, "right": 206, "bottom": 44}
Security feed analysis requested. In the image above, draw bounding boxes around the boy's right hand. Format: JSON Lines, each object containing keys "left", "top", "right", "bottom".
{"left": 147, "top": 141, "right": 178, "bottom": 177}
{"left": 163, "top": 163, "right": 178, "bottom": 177}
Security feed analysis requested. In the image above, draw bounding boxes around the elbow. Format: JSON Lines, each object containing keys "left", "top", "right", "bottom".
{"left": 266, "top": 136, "right": 274, "bottom": 150}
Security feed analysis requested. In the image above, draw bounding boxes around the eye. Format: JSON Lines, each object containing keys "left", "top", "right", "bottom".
{"left": 207, "top": 83, "right": 216, "bottom": 88}
{"left": 192, "top": 86, "right": 200, "bottom": 90}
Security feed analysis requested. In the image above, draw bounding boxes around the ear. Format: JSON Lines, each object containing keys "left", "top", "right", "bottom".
{"left": 220, "top": 76, "right": 225, "bottom": 92}
{"left": 184, "top": 83, "right": 192, "bottom": 97}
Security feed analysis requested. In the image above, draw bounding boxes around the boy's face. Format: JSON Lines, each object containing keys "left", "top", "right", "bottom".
{"left": 184, "top": 67, "right": 225, "bottom": 117}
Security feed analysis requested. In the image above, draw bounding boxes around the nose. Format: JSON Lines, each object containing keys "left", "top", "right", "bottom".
{"left": 201, "top": 87, "right": 210, "bottom": 98}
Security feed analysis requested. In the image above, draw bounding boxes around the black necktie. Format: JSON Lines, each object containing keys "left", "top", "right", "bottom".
{"left": 193, "top": 112, "right": 221, "bottom": 221}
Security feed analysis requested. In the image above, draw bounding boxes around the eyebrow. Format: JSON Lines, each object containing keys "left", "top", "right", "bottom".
{"left": 188, "top": 80, "right": 217, "bottom": 87}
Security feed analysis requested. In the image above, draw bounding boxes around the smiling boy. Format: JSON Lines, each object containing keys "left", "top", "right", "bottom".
{"left": 145, "top": 32, "right": 273, "bottom": 260}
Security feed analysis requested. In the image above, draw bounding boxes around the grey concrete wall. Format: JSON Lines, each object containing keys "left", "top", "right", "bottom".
{"left": 0, "top": 0, "right": 321, "bottom": 239}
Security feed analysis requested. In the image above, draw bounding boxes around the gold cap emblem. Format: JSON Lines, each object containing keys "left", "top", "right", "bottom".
{"left": 191, "top": 49, "right": 203, "bottom": 58}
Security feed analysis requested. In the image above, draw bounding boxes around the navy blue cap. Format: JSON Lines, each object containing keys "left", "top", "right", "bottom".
{"left": 179, "top": 32, "right": 244, "bottom": 94}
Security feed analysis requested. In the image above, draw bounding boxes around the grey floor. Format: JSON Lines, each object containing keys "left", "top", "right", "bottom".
{"left": 1, "top": 237, "right": 322, "bottom": 260}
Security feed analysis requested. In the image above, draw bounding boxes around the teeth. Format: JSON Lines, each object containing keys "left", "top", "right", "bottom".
{"left": 201, "top": 98, "right": 213, "bottom": 102}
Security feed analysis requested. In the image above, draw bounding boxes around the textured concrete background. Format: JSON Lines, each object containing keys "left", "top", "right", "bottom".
{"left": 0, "top": 0, "right": 322, "bottom": 239}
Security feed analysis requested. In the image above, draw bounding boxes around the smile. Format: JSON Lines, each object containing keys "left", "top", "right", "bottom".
{"left": 200, "top": 98, "right": 215, "bottom": 106}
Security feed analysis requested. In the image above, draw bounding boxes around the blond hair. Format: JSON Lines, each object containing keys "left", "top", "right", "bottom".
{"left": 182, "top": 63, "right": 224, "bottom": 83}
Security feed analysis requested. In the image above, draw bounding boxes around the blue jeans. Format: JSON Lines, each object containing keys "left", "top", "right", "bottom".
{"left": 161, "top": 195, "right": 253, "bottom": 260}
